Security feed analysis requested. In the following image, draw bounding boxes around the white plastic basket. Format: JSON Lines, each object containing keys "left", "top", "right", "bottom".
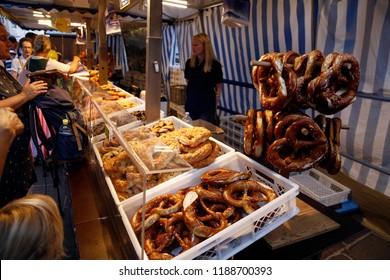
{"left": 290, "top": 169, "right": 350, "bottom": 206}
{"left": 220, "top": 115, "right": 246, "bottom": 153}
{"left": 118, "top": 152, "right": 300, "bottom": 260}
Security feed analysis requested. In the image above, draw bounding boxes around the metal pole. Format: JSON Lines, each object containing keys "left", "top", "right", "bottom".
{"left": 98, "top": 0, "right": 108, "bottom": 85}
{"left": 145, "top": 0, "right": 162, "bottom": 123}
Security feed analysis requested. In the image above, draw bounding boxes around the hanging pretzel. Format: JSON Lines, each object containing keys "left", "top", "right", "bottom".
{"left": 267, "top": 117, "right": 328, "bottom": 172}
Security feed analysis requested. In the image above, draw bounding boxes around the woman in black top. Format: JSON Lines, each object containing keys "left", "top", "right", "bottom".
{"left": 0, "top": 23, "right": 47, "bottom": 207}
{"left": 184, "top": 33, "right": 223, "bottom": 125}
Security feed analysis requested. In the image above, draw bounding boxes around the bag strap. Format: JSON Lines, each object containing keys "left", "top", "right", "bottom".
{"left": 67, "top": 111, "right": 87, "bottom": 151}
{"left": 29, "top": 104, "right": 54, "bottom": 160}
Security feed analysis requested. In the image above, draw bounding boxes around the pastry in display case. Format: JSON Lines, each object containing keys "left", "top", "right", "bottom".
{"left": 93, "top": 116, "right": 234, "bottom": 205}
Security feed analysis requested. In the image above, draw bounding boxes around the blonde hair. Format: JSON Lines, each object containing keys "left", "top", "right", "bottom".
{"left": 189, "top": 33, "right": 219, "bottom": 73}
{"left": 33, "top": 35, "right": 51, "bottom": 55}
{"left": 0, "top": 194, "right": 65, "bottom": 260}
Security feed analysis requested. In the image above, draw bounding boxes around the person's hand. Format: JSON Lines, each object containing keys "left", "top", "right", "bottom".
{"left": 0, "top": 107, "right": 24, "bottom": 140}
{"left": 20, "top": 80, "right": 48, "bottom": 101}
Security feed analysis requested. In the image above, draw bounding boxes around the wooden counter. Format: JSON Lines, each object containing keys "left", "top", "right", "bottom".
{"left": 68, "top": 159, "right": 137, "bottom": 259}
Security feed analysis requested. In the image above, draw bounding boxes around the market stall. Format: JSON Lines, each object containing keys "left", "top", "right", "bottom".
{"left": 1, "top": 0, "right": 389, "bottom": 260}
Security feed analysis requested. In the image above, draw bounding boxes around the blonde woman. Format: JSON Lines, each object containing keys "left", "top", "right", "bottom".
{"left": 184, "top": 33, "right": 223, "bottom": 125}
{"left": 0, "top": 194, "right": 65, "bottom": 259}
{"left": 26, "top": 34, "right": 80, "bottom": 74}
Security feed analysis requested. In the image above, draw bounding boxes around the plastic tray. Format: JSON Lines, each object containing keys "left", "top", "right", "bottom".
{"left": 290, "top": 169, "right": 351, "bottom": 206}
{"left": 118, "top": 152, "right": 300, "bottom": 260}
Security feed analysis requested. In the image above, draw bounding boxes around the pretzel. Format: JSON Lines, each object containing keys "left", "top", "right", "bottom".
{"left": 191, "top": 141, "right": 220, "bottom": 168}
{"left": 252, "top": 110, "right": 265, "bottom": 158}
{"left": 274, "top": 111, "right": 309, "bottom": 139}
{"left": 179, "top": 140, "right": 213, "bottom": 165}
{"left": 200, "top": 168, "right": 251, "bottom": 186}
{"left": 244, "top": 109, "right": 255, "bottom": 155}
{"left": 264, "top": 110, "right": 275, "bottom": 145}
{"left": 194, "top": 183, "right": 225, "bottom": 203}
{"left": 267, "top": 118, "right": 328, "bottom": 172}
{"left": 222, "top": 179, "right": 277, "bottom": 214}
{"left": 257, "top": 53, "right": 293, "bottom": 111}
{"left": 130, "top": 194, "right": 183, "bottom": 234}
{"left": 183, "top": 195, "right": 228, "bottom": 238}
{"left": 319, "top": 117, "right": 342, "bottom": 174}
{"left": 294, "top": 50, "right": 324, "bottom": 109}
{"left": 144, "top": 219, "right": 174, "bottom": 257}
{"left": 307, "top": 53, "right": 360, "bottom": 114}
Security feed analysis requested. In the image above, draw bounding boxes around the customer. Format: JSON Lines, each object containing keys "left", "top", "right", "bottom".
{"left": 9, "top": 37, "right": 33, "bottom": 78}
{"left": 0, "top": 108, "right": 24, "bottom": 177}
{"left": 0, "top": 22, "right": 48, "bottom": 208}
{"left": 0, "top": 194, "right": 65, "bottom": 259}
{"left": 184, "top": 33, "right": 223, "bottom": 125}
{"left": 26, "top": 34, "right": 80, "bottom": 74}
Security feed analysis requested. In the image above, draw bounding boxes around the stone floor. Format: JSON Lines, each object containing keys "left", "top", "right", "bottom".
{"left": 320, "top": 229, "right": 390, "bottom": 260}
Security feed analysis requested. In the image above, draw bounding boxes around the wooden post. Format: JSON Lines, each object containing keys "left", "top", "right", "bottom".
{"left": 85, "top": 17, "right": 93, "bottom": 69}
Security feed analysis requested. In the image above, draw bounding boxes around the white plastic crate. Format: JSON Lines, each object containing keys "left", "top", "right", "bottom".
{"left": 220, "top": 115, "right": 246, "bottom": 152}
{"left": 118, "top": 152, "right": 300, "bottom": 260}
{"left": 290, "top": 169, "right": 351, "bottom": 206}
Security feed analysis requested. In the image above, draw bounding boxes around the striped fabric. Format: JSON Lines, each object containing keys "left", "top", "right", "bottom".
{"left": 315, "top": 0, "right": 390, "bottom": 195}
{"left": 161, "top": 23, "right": 177, "bottom": 100}
{"left": 106, "top": 34, "right": 129, "bottom": 77}
{"left": 168, "top": 0, "right": 389, "bottom": 195}
{"left": 178, "top": 1, "right": 316, "bottom": 116}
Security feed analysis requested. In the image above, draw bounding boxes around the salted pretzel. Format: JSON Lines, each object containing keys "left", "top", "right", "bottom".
{"left": 293, "top": 50, "right": 324, "bottom": 109}
{"left": 130, "top": 193, "right": 183, "bottom": 234}
{"left": 307, "top": 53, "right": 360, "bottom": 114}
{"left": 200, "top": 168, "right": 252, "bottom": 185}
{"left": 257, "top": 53, "right": 294, "bottom": 111}
{"left": 273, "top": 111, "right": 310, "bottom": 139}
{"left": 266, "top": 117, "right": 328, "bottom": 172}
{"left": 318, "top": 116, "right": 342, "bottom": 174}
{"left": 244, "top": 109, "right": 256, "bottom": 155}
{"left": 183, "top": 194, "right": 228, "bottom": 238}
{"left": 222, "top": 179, "right": 277, "bottom": 214}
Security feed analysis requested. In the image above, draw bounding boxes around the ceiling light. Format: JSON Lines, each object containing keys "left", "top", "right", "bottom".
{"left": 38, "top": 20, "right": 52, "bottom": 27}
{"left": 162, "top": 2, "right": 187, "bottom": 9}
{"left": 33, "top": 14, "right": 45, "bottom": 18}
{"left": 70, "top": 22, "right": 82, "bottom": 27}
{"left": 165, "top": 0, "right": 188, "bottom": 4}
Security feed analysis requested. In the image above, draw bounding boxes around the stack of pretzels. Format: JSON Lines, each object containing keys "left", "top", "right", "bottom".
{"left": 244, "top": 109, "right": 342, "bottom": 173}
{"left": 245, "top": 50, "right": 359, "bottom": 174}
{"left": 130, "top": 168, "right": 278, "bottom": 260}
{"left": 252, "top": 50, "right": 360, "bottom": 114}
